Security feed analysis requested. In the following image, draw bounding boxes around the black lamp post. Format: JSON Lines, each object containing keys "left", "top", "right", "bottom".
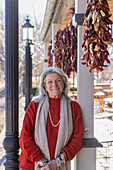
{"left": 22, "top": 16, "right": 34, "bottom": 110}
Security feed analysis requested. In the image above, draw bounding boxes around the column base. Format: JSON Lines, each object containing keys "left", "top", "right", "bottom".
{"left": 3, "top": 133, "right": 19, "bottom": 169}
{"left": 82, "top": 138, "right": 103, "bottom": 148}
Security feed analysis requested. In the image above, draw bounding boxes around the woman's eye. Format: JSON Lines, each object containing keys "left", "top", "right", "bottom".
{"left": 48, "top": 81, "right": 52, "bottom": 84}
{"left": 57, "top": 79, "right": 61, "bottom": 82}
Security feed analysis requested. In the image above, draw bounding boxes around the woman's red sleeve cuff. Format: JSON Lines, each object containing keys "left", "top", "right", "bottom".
{"left": 35, "top": 154, "right": 45, "bottom": 162}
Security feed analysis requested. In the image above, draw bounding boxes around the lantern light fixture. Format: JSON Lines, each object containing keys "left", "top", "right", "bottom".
{"left": 22, "top": 16, "right": 34, "bottom": 41}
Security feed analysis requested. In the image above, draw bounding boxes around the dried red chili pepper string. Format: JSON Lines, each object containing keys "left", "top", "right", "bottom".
{"left": 47, "top": 7, "right": 77, "bottom": 77}
{"left": 82, "top": 0, "right": 113, "bottom": 72}
{"left": 47, "top": 45, "right": 53, "bottom": 67}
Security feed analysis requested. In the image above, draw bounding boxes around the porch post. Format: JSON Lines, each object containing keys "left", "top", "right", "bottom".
{"left": 75, "top": 0, "right": 102, "bottom": 169}
{"left": 77, "top": 25, "right": 97, "bottom": 170}
{"left": 3, "top": 0, "right": 19, "bottom": 169}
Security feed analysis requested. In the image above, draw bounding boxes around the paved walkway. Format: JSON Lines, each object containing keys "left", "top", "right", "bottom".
{"left": 0, "top": 95, "right": 25, "bottom": 169}
{"left": 0, "top": 90, "right": 5, "bottom": 133}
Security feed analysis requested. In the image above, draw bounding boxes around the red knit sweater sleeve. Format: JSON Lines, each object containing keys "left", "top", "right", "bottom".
{"left": 19, "top": 101, "right": 44, "bottom": 162}
{"left": 61, "top": 101, "right": 83, "bottom": 161}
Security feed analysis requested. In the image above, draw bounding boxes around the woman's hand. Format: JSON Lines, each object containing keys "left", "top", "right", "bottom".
{"left": 41, "top": 159, "right": 57, "bottom": 170}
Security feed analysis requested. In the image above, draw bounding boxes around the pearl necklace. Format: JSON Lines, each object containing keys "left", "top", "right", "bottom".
{"left": 49, "top": 110, "right": 60, "bottom": 127}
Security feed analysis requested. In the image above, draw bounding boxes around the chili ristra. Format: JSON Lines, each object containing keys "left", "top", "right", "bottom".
{"left": 82, "top": 0, "right": 113, "bottom": 72}
{"left": 48, "top": 45, "right": 53, "bottom": 67}
{"left": 47, "top": 7, "right": 77, "bottom": 77}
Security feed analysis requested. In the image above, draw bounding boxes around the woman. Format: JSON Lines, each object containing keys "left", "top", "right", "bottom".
{"left": 19, "top": 67, "right": 83, "bottom": 170}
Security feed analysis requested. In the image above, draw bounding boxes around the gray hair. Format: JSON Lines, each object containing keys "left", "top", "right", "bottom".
{"left": 39, "top": 67, "right": 69, "bottom": 97}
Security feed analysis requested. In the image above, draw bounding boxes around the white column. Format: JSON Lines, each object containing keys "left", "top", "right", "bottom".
{"left": 75, "top": 0, "right": 99, "bottom": 169}
{"left": 52, "top": 23, "right": 61, "bottom": 67}
{"left": 76, "top": 26, "right": 96, "bottom": 170}
{"left": 77, "top": 26, "right": 94, "bottom": 138}
{"left": 75, "top": 0, "right": 87, "bottom": 14}
{"left": 44, "top": 41, "right": 49, "bottom": 68}
{"left": 76, "top": 149, "right": 96, "bottom": 170}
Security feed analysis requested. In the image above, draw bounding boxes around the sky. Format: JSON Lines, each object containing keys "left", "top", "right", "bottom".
{"left": 0, "top": 0, "right": 47, "bottom": 25}
{"left": 19, "top": 0, "right": 47, "bottom": 24}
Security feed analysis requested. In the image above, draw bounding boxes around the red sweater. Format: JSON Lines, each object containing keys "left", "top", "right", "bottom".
{"left": 19, "top": 98, "right": 83, "bottom": 170}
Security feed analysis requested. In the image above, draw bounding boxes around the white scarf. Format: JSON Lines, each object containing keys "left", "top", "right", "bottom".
{"left": 34, "top": 95, "right": 73, "bottom": 170}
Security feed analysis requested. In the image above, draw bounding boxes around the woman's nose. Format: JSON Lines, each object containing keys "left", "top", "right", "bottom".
{"left": 52, "top": 81, "right": 57, "bottom": 86}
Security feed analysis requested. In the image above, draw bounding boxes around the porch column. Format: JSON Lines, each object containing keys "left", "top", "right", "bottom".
{"left": 3, "top": 0, "right": 19, "bottom": 169}
{"left": 52, "top": 23, "right": 61, "bottom": 67}
{"left": 77, "top": 26, "right": 96, "bottom": 170}
{"left": 44, "top": 41, "right": 50, "bottom": 68}
{"left": 75, "top": 0, "right": 102, "bottom": 170}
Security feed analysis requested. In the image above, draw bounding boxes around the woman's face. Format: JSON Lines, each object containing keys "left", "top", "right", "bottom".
{"left": 44, "top": 72, "right": 64, "bottom": 98}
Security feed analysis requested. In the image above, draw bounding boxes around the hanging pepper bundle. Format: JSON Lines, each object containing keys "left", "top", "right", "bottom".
{"left": 54, "top": 29, "right": 63, "bottom": 69}
{"left": 61, "top": 25, "right": 72, "bottom": 77}
{"left": 82, "top": 0, "right": 113, "bottom": 72}
{"left": 70, "top": 15, "right": 77, "bottom": 73}
{"left": 47, "top": 45, "right": 53, "bottom": 67}
{"left": 48, "top": 7, "right": 77, "bottom": 77}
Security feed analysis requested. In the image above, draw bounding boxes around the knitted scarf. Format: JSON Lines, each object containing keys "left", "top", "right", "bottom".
{"left": 34, "top": 95, "right": 73, "bottom": 170}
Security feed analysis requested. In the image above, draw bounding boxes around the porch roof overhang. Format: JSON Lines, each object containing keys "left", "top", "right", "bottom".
{"left": 40, "top": 0, "right": 74, "bottom": 42}
{"left": 40, "top": 0, "right": 113, "bottom": 43}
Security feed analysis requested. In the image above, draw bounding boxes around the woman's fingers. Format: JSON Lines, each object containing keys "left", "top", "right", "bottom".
{"left": 41, "top": 160, "right": 57, "bottom": 170}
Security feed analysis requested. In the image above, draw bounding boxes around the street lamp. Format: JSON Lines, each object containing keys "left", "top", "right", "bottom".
{"left": 22, "top": 16, "right": 34, "bottom": 41}
{"left": 22, "top": 16, "right": 34, "bottom": 110}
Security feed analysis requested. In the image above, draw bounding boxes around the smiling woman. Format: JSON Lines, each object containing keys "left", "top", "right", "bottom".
{"left": 19, "top": 67, "right": 83, "bottom": 170}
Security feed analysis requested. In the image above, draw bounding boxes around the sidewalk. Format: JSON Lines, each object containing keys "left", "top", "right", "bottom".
{"left": 0, "top": 96, "right": 25, "bottom": 169}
